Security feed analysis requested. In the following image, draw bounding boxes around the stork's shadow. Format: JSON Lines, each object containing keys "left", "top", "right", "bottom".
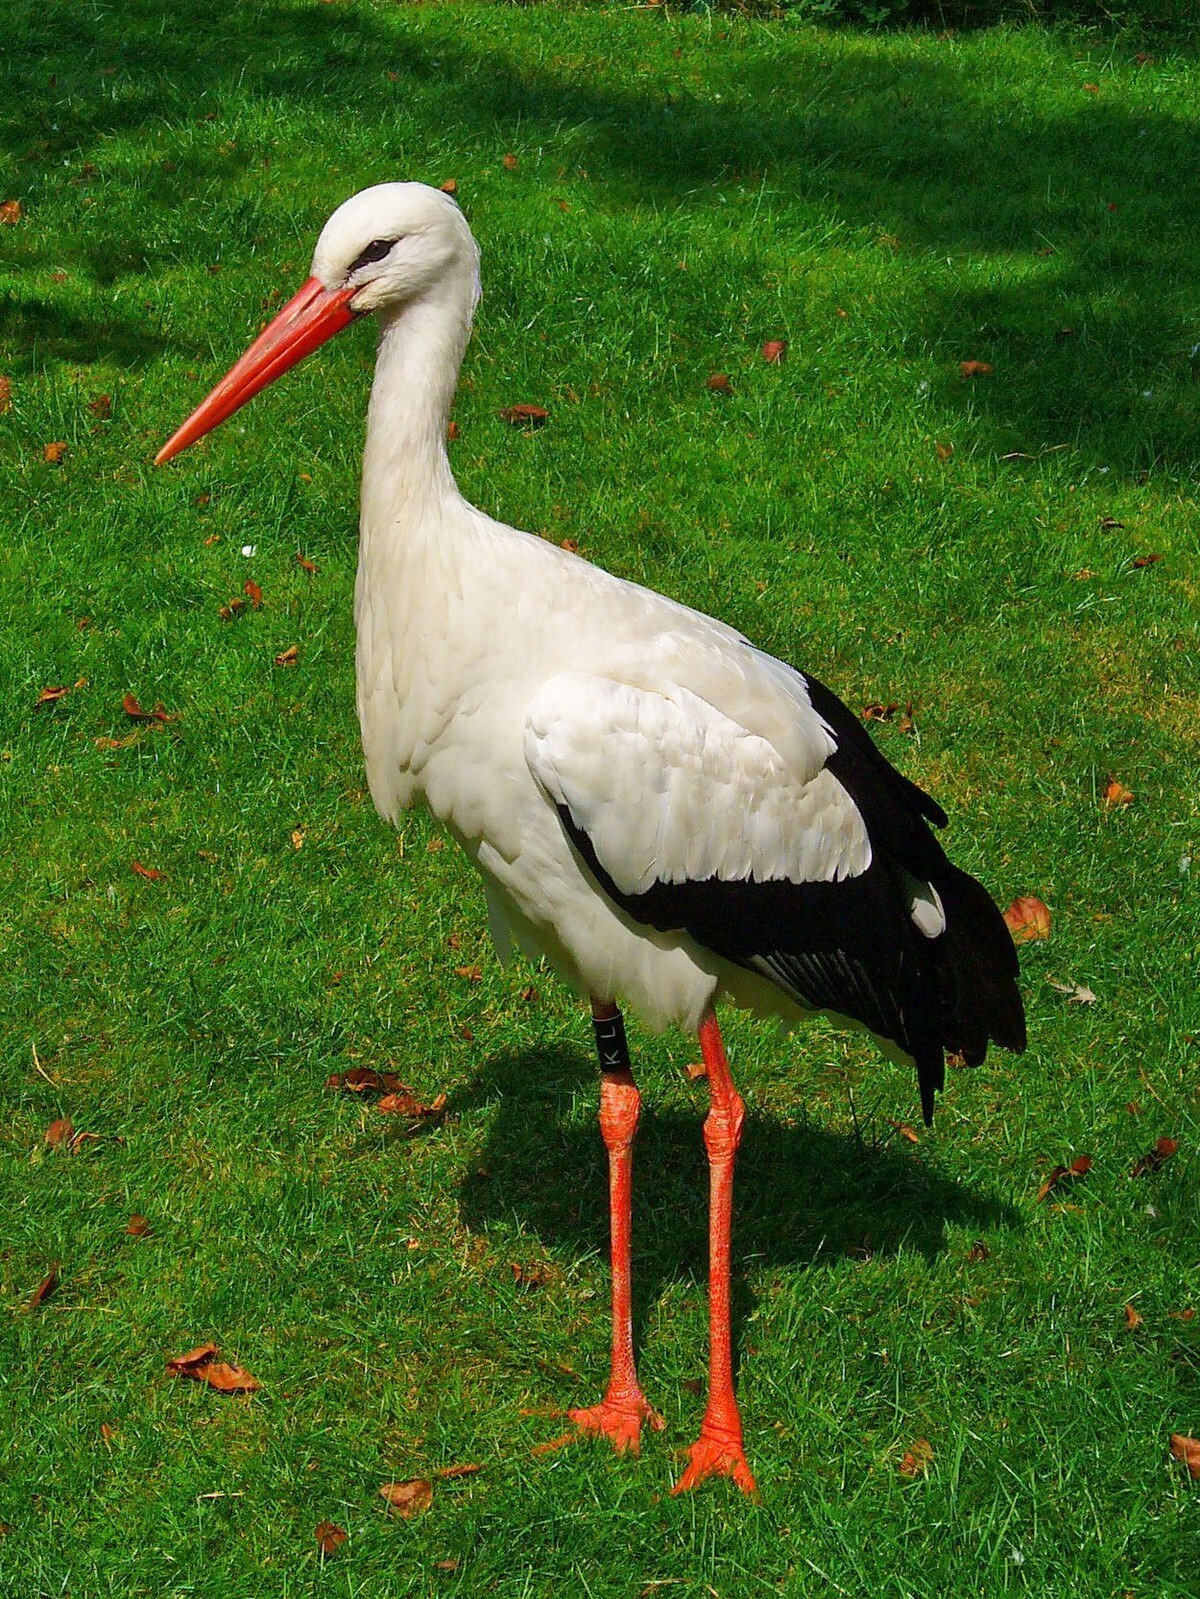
{"left": 451, "top": 1041, "right": 1018, "bottom": 1370}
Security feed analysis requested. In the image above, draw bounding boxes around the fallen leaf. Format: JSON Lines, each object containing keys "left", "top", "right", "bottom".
{"left": 761, "top": 339, "right": 787, "bottom": 363}
{"left": 447, "top": 419, "right": 460, "bottom": 441}
{"left": 1036, "top": 1154, "right": 1092, "bottom": 1203}
{"left": 520, "top": 984, "right": 538, "bottom": 1003}
{"left": 1046, "top": 978, "right": 1097, "bottom": 1005}
{"left": 435, "top": 1559, "right": 460, "bottom": 1572}
{"left": 889, "top": 1120, "right": 920, "bottom": 1145}
{"left": 28, "top": 1265, "right": 58, "bottom": 1310}
{"left": 1130, "top": 1136, "right": 1178, "bottom": 1178}
{"left": 440, "top": 178, "right": 458, "bottom": 195}
{"left": 35, "top": 684, "right": 70, "bottom": 707}
{"left": 498, "top": 403, "right": 548, "bottom": 427}
{"left": 274, "top": 645, "right": 299, "bottom": 667}
{"left": 432, "top": 1462, "right": 484, "bottom": 1480}
{"left": 45, "top": 1115, "right": 75, "bottom": 1147}
{"left": 243, "top": 578, "right": 263, "bottom": 609}
{"left": 560, "top": 538, "right": 578, "bottom": 553}
{"left": 1099, "top": 516, "right": 1124, "bottom": 530}
{"left": 965, "top": 1240, "right": 990, "bottom": 1263}
{"left": 377, "top": 1090, "right": 446, "bottom": 1120}
{"left": 166, "top": 1343, "right": 219, "bottom": 1373}
{"left": 167, "top": 1343, "right": 259, "bottom": 1392}
{"left": 0, "top": 199, "right": 22, "bottom": 225}
{"left": 100, "top": 1422, "right": 116, "bottom": 1443}
{"left": 898, "top": 1438, "right": 933, "bottom": 1479}
{"left": 960, "top": 361, "right": 993, "bottom": 378}
{"left": 502, "top": 153, "right": 518, "bottom": 171}
{"left": 0, "top": 375, "right": 12, "bottom": 412}
{"left": 326, "top": 1066, "right": 406, "bottom": 1095}
{"left": 126, "top": 1214, "right": 150, "bottom": 1237}
{"left": 1124, "top": 1303, "right": 1143, "bottom": 1330}
{"left": 705, "top": 372, "right": 733, "bottom": 394}
{"left": 862, "top": 702, "right": 900, "bottom": 722}
{"left": 685, "top": 1060, "right": 707, "bottom": 1081}
{"left": 87, "top": 393, "right": 112, "bottom": 420}
{"left": 131, "top": 861, "right": 165, "bottom": 881}
{"left": 1082, "top": 82, "right": 1100, "bottom": 93}
{"left": 291, "top": 827, "right": 305, "bottom": 851}
{"left": 43, "top": 441, "right": 68, "bottom": 463}
{"left": 1103, "top": 777, "right": 1134, "bottom": 808}
{"left": 315, "top": 1522, "right": 347, "bottom": 1556}
{"left": 95, "top": 733, "right": 141, "bottom": 750}
{"left": 122, "top": 693, "right": 173, "bottom": 724}
{"left": 198, "top": 1362, "right": 260, "bottom": 1393}
{"left": 296, "top": 552, "right": 318, "bottom": 574}
{"left": 1170, "top": 1434, "right": 1200, "bottom": 1480}
{"left": 1003, "top": 895, "right": 1051, "bottom": 943}
{"left": 1131, "top": 552, "right": 1162, "bottom": 569}
{"left": 1170, "top": 1308, "right": 1195, "bottom": 1323}
{"left": 379, "top": 1479, "right": 433, "bottom": 1517}
{"left": 935, "top": 440, "right": 954, "bottom": 462}
{"left": 218, "top": 599, "right": 245, "bottom": 621}
{"left": 454, "top": 964, "right": 483, "bottom": 982}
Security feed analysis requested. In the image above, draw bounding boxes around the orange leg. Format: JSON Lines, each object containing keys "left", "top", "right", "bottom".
{"left": 673, "top": 1008, "right": 757, "bottom": 1495}
{"left": 568, "top": 1002, "right": 664, "bottom": 1454}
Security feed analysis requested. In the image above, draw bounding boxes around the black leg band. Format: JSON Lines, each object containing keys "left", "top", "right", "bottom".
{"left": 592, "top": 1009, "right": 631, "bottom": 1074}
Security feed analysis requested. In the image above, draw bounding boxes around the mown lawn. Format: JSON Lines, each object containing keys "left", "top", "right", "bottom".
{"left": 1, "top": 2, "right": 1198, "bottom": 1594}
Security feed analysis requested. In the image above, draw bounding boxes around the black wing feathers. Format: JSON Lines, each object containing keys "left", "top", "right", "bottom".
{"left": 556, "top": 666, "right": 1024, "bottom": 1126}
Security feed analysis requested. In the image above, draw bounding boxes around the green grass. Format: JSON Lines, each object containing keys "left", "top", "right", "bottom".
{"left": 2, "top": 2, "right": 1199, "bottom": 1594}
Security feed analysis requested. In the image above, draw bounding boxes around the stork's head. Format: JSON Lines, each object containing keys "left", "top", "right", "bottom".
{"left": 156, "top": 182, "right": 479, "bottom": 465}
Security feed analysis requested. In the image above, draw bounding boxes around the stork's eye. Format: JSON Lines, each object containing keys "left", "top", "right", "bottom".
{"left": 349, "top": 237, "right": 398, "bottom": 274}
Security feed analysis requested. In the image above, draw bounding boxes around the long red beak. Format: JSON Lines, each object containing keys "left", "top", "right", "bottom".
{"left": 155, "top": 277, "right": 359, "bottom": 465}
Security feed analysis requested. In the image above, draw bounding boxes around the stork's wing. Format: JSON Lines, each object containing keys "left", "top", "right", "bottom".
{"left": 523, "top": 672, "right": 872, "bottom": 897}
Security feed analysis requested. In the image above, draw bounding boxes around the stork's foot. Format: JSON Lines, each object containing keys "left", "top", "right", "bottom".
{"left": 672, "top": 1429, "right": 758, "bottom": 1496}
{"left": 568, "top": 1393, "right": 664, "bottom": 1456}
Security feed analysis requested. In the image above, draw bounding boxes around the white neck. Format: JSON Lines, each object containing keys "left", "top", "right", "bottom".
{"left": 359, "top": 277, "right": 475, "bottom": 539}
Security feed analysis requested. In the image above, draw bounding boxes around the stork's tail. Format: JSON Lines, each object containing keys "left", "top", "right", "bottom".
{"left": 920, "top": 864, "right": 1026, "bottom": 1118}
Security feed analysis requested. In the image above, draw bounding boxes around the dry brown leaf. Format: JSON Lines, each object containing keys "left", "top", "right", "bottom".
{"left": 87, "top": 393, "right": 112, "bottom": 420}
{"left": 100, "top": 1422, "right": 116, "bottom": 1443}
{"left": 1036, "top": 1154, "right": 1092, "bottom": 1203}
{"left": 379, "top": 1479, "right": 433, "bottom": 1517}
{"left": 243, "top": 578, "right": 263, "bottom": 609}
{"left": 685, "top": 1060, "right": 707, "bottom": 1081}
{"left": 95, "top": 733, "right": 141, "bottom": 751}
{"left": 935, "top": 440, "right": 954, "bottom": 462}
{"left": 0, "top": 375, "right": 12, "bottom": 412}
{"left": 520, "top": 984, "right": 539, "bottom": 1004}
{"left": 959, "top": 361, "right": 993, "bottom": 379}
{"left": 761, "top": 339, "right": 787, "bottom": 364}
{"left": 1082, "top": 82, "right": 1100, "bottom": 93}
{"left": 454, "top": 964, "right": 483, "bottom": 982}
{"left": 889, "top": 1120, "right": 920, "bottom": 1145}
{"left": 36, "top": 685, "right": 70, "bottom": 707}
{"left": 862, "top": 702, "right": 900, "bottom": 723}
{"left": 131, "top": 860, "right": 165, "bottom": 881}
{"left": 1103, "top": 777, "right": 1134, "bottom": 808}
{"left": 166, "top": 1342, "right": 219, "bottom": 1373}
{"left": 45, "top": 1115, "right": 75, "bottom": 1147}
{"left": 377, "top": 1090, "right": 446, "bottom": 1119}
{"left": 43, "top": 441, "right": 68, "bottom": 464}
{"left": 705, "top": 372, "right": 733, "bottom": 394}
{"left": 1130, "top": 1136, "right": 1178, "bottom": 1177}
{"left": 1, "top": 200, "right": 22, "bottom": 225}
{"left": 502, "top": 153, "right": 518, "bottom": 172}
{"left": 315, "top": 1521, "right": 347, "bottom": 1556}
{"left": 290, "top": 827, "right": 305, "bottom": 851}
{"left": 1004, "top": 895, "right": 1051, "bottom": 943}
{"left": 122, "top": 693, "right": 173, "bottom": 724}
{"left": 965, "top": 1240, "right": 990, "bottom": 1263}
{"left": 1170, "top": 1434, "right": 1200, "bottom": 1480}
{"left": 1131, "top": 552, "right": 1162, "bottom": 569}
{"left": 296, "top": 552, "right": 318, "bottom": 574}
{"left": 1170, "top": 1308, "right": 1195, "bottom": 1323}
{"left": 274, "top": 645, "right": 299, "bottom": 667}
{"left": 28, "top": 1265, "right": 58, "bottom": 1311}
{"left": 218, "top": 599, "right": 245, "bottom": 621}
{"left": 1124, "top": 1303, "right": 1143, "bottom": 1330}
{"left": 198, "top": 1362, "right": 260, "bottom": 1393}
{"left": 433, "top": 1461, "right": 483, "bottom": 1480}
{"left": 498, "top": 403, "right": 548, "bottom": 427}
{"left": 440, "top": 178, "right": 458, "bottom": 195}
{"left": 898, "top": 1438, "right": 933, "bottom": 1479}
{"left": 126, "top": 1214, "right": 150, "bottom": 1237}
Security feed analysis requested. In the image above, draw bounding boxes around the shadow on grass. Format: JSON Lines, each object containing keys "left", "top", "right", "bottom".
{"left": 7, "top": 0, "right": 1200, "bottom": 471}
{"left": 451, "top": 1042, "right": 1019, "bottom": 1370}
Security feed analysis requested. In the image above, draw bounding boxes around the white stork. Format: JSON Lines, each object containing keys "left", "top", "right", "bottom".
{"left": 157, "top": 182, "right": 1025, "bottom": 1495}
